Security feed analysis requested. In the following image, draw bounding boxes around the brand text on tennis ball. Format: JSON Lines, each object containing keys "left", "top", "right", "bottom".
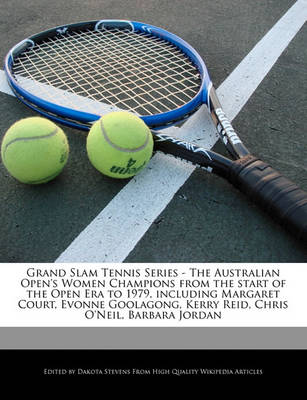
{"left": 1, "top": 117, "right": 69, "bottom": 184}
{"left": 86, "top": 111, "right": 153, "bottom": 179}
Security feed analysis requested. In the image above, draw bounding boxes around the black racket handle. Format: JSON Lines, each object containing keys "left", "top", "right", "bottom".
{"left": 229, "top": 155, "right": 307, "bottom": 242}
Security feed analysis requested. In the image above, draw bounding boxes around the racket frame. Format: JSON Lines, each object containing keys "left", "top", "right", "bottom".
{"left": 5, "top": 20, "right": 211, "bottom": 129}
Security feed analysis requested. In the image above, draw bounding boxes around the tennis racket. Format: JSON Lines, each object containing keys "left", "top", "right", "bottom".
{"left": 4, "top": 19, "right": 307, "bottom": 242}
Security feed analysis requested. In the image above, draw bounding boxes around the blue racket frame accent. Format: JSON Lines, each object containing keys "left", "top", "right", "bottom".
{"left": 5, "top": 20, "right": 211, "bottom": 128}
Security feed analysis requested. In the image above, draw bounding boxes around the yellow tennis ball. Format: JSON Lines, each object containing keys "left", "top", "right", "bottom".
{"left": 1, "top": 117, "right": 69, "bottom": 184}
{"left": 86, "top": 111, "right": 153, "bottom": 179}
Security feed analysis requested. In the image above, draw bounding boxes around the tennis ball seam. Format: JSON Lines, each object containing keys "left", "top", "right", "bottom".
{"left": 100, "top": 119, "right": 149, "bottom": 153}
{"left": 2, "top": 127, "right": 59, "bottom": 160}
{"left": 24, "top": 168, "right": 64, "bottom": 184}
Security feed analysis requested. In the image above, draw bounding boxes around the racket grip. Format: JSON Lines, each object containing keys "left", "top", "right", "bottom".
{"left": 229, "top": 155, "right": 307, "bottom": 242}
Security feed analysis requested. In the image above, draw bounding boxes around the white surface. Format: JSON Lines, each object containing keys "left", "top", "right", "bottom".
{"left": 0, "top": 263, "right": 306, "bottom": 327}
{"left": 0, "top": 70, "right": 13, "bottom": 95}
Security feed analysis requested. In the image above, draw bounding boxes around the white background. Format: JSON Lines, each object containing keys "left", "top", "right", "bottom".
{"left": 0, "top": 263, "right": 306, "bottom": 327}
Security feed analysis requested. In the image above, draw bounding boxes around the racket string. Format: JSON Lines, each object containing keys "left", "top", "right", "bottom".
{"left": 57, "top": 30, "right": 195, "bottom": 114}
{"left": 12, "top": 27, "right": 202, "bottom": 116}
{"left": 14, "top": 29, "right": 200, "bottom": 99}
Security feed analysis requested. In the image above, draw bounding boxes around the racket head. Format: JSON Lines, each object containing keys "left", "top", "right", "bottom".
{"left": 5, "top": 20, "right": 211, "bottom": 129}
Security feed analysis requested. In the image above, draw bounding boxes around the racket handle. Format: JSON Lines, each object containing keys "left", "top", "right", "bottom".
{"left": 229, "top": 155, "right": 307, "bottom": 242}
